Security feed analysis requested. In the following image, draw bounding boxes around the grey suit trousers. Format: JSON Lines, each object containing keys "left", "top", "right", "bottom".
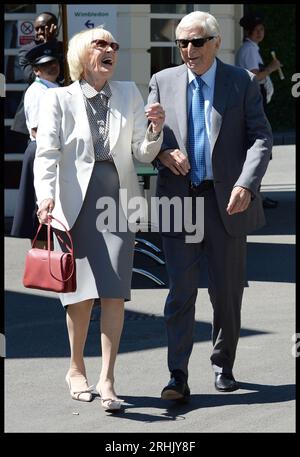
{"left": 162, "top": 186, "right": 246, "bottom": 378}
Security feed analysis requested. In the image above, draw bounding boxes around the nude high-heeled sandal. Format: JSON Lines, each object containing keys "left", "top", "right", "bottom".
{"left": 96, "top": 382, "right": 124, "bottom": 412}
{"left": 65, "top": 374, "right": 93, "bottom": 402}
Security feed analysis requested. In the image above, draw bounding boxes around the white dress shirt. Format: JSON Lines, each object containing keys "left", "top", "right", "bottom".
{"left": 235, "top": 38, "right": 265, "bottom": 84}
{"left": 24, "top": 77, "right": 59, "bottom": 140}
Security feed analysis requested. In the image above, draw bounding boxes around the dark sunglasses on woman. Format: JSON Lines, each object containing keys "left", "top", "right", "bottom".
{"left": 91, "top": 39, "right": 120, "bottom": 51}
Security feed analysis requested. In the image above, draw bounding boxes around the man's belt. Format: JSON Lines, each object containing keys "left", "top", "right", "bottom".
{"left": 189, "top": 180, "right": 214, "bottom": 193}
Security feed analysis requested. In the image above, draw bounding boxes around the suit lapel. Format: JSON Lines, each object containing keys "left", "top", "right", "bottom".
{"left": 172, "top": 63, "right": 232, "bottom": 156}
{"left": 211, "top": 59, "right": 232, "bottom": 154}
{"left": 66, "top": 81, "right": 94, "bottom": 157}
{"left": 108, "top": 82, "right": 122, "bottom": 152}
{"left": 173, "top": 65, "right": 188, "bottom": 154}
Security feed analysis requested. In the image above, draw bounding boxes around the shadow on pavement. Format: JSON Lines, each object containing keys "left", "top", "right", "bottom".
{"left": 5, "top": 190, "right": 295, "bottom": 292}
{"left": 5, "top": 190, "right": 294, "bottom": 358}
{"left": 132, "top": 239, "right": 295, "bottom": 287}
{"left": 258, "top": 190, "right": 295, "bottom": 236}
{"left": 246, "top": 242, "right": 295, "bottom": 283}
{"left": 5, "top": 290, "right": 267, "bottom": 358}
{"left": 87, "top": 383, "right": 295, "bottom": 423}
{"left": 133, "top": 189, "right": 295, "bottom": 286}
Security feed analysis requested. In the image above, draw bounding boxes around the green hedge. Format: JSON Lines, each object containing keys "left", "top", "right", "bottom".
{"left": 244, "top": 4, "right": 296, "bottom": 132}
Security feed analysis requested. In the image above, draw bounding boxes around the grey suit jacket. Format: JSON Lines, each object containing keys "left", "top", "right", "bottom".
{"left": 148, "top": 59, "right": 273, "bottom": 237}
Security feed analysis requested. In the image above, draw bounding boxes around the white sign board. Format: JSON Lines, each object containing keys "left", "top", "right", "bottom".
{"left": 17, "top": 20, "right": 34, "bottom": 47}
{"left": 66, "top": 5, "right": 117, "bottom": 41}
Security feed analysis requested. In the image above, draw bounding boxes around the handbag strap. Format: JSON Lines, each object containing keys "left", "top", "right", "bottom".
{"left": 31, "top": 215, "right": 75, "bottom": 283}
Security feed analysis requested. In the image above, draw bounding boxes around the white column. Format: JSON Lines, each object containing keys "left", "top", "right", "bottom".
{"left": 210, "top": 4, "right": 240, "bottom": 65}
{"left": 113, "top": 4, "right": 150, "bottom": 102}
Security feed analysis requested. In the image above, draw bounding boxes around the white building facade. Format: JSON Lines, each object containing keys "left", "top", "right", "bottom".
{"left": 4, "top": 3, "right": 244, "bottom": 216}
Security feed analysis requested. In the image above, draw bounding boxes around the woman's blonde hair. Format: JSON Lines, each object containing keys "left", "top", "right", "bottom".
{"left": 67, "top": 26, "right": 116, "bottom": 81}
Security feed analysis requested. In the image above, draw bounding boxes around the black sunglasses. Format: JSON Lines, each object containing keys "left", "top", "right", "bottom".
{"left": 175, "top": 36, "right": 215, "bottom": 49}
{"left": 91, "top": 39, "right": 120, "bottom": 51}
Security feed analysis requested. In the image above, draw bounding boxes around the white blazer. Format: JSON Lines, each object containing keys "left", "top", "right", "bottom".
{"left": 34, "top": 80, "right": 163, "bottom": 230}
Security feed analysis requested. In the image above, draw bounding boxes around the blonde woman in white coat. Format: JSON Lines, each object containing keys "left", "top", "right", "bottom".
{"left": 34, "top": 27, "right": 164, "bottom": 412}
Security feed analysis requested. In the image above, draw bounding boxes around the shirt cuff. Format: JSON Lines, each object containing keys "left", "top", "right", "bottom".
{"left": 146, "top": 124, "right": 161, "bottom": 142}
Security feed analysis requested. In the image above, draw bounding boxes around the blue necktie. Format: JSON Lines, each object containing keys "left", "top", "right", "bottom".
{"left": 188, "top": 76, "right": 206, "bottom": 186}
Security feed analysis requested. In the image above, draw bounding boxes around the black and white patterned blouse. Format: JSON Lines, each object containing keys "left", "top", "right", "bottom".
{"left": 80, "top": 79, "right": 112, "bottom": 161}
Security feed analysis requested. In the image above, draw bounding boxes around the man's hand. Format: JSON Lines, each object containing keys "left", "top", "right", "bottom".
{"left": 158, "top": 149, "right": 190, "bottom": 176}
{"left": 226, "top": 186, "right": 251, "bottom": 215}
{"left": 37, "top": 198, "right": 55, "bottom": 224}
{"left": 45, "top": 23, "right": 57, "bottom": 41}
{"left": 39, "top": 24, "right": 58, "bottom": 43}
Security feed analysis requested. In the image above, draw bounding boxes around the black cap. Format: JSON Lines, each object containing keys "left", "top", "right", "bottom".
{"left": 25, "top": 41, "right": 59, "bottom": 66}
{"left": 239, "top": 12, "right": 264, "bottom": 31}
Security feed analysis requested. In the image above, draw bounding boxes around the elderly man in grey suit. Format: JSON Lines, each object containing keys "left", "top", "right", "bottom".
{"left": 148, "top": 11, "right": 272, "bottom": 401}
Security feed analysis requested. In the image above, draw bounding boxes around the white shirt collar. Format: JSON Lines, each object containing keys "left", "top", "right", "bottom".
{"left": 35, "top": 77, "right": 59, "bottom": 88}
{"left": 244, "top": 37, "right": 260, "bottom": 51}
{"left": 80, "top": 79, "right": 112, "bottom": 100}
{"left": 35, "top": 76, "right": 59, "bottom": 89}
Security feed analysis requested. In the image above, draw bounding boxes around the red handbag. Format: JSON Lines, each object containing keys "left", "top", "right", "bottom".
{"left": 23, "top": 215, "right": 76, "bottom": 293}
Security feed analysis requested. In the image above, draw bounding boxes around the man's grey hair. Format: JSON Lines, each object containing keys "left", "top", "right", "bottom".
{"left": 176, "top": 11, "right": 221, "bottom": 38}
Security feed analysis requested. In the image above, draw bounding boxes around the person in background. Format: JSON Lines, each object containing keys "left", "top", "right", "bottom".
{"left": 236, "top": 11, "right": 282, "bottom": 209}
{"left": 34, "top": 27, "right": 165, "bottom": 412}
{"left": 11, "top": 11, "right": 63, "bottom": 136}
{"left": 11, "top": 43, "right": 60, "bottom": 247}
{"left": 148, "top": 11, "right": 272, "bottom": 402}
{"left": 19, "top": 12, "right": 64, "bottom": 84}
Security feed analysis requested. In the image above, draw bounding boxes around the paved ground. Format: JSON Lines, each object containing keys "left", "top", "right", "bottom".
{"left": 4, "top": 145, "right": 295, "bottom": 436}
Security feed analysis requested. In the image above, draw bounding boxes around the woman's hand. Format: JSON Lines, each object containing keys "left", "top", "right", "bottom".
{"left": 37, "top": 198, "right": 55, "bottom": 224}
{"left": 266, "top": 58, "right": 282, "bottom": 74}
{"left": 145, "top": 102, "right": 165, "bottom": 134}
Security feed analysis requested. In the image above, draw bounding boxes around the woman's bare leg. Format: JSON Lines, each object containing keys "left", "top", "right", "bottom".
{"left": 98, "top": 298, "right": 124, "bottom": 400}
{"left": 66, "top": 299, "right": 94, "bottom": 391}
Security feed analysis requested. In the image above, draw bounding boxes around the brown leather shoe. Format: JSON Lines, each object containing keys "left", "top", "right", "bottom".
{"left": 161, "top": 370, "right": 190, "bottom": 402}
